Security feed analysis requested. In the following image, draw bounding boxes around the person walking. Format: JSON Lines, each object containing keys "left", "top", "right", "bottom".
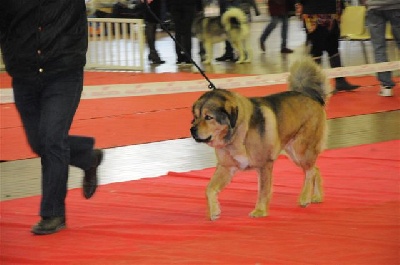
{"left": 0, "top": 0, "right": 103, "bottom": 235}
{"left": 295, "top": 0, "right": 360, "bottom": 93}
{"left": 365, "top": 0, "right": 400, "bottom": 97}
{"left": 260, "top": 0, "right": 294, "bottom": 54}
{"left": 144, "top": 0, "right": 166, "bottom": 64}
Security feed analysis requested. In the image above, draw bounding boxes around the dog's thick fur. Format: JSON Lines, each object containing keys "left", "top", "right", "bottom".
{"left": 190, "top": 58, "right": 330, "bottom": 220}
{"left": 193, "top": 7, "right": 251, "bottom": 64}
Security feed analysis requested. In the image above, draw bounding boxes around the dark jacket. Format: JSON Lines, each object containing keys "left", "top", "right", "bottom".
{"left": 298, "top": 0, "right": 344, "bottom": 15}
{"left": 268, "top": 0, "right": 289, "bottom": 16}
{"left": 0, "top": 0, "right": 88, "bottom": 79}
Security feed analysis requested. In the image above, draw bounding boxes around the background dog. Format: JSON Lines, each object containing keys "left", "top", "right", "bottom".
{"left": 190, "top": 57, "right": 330, "bottom": 220}
{"left": 193, "top": 7, "right": 252, "bottom": 64}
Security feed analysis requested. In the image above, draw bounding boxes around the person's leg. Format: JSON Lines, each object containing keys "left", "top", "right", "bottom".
{"left": 327, "top": 22, "right": 360, "bottom": 92}
{"left": 387, "top": 9, "right": 400, "bottom": 48}
{"left": 12, "top": 77, "right": 42, "bottom": 157}
{"left": 145, "top": 21, "right": 165, "bottom": 64}
{"left": 215, "top": 1, "right": 239, "bottom": 61}
{"left": 170, "top": 8, "right": 185, "bottom": 63}
{"left": 308, "top": 25, "right": 325, "bottom": 62}
{"left": 368, "top": 8, "right": 395, "bottom": 96}
{"left": 38, "top": 69, "right": 88, "bottom": 218}
{"left": 259, "top": 16, "right": 279, "bottom": 51}
{"left": 280, "top": 15, "right": 293, "bottom": 53}
{"left": 181, "top": 5, "right": 197, "bottom": 63}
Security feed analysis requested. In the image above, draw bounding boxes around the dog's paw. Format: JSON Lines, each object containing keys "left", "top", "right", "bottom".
{"left": 208, "top": 202, "right": 221, "bottom": 221}
{"left": 311, "top": 195, "right": 323, "bottom": 203}
{"left": 203, "top": 60, "right": 211, "bottom": 65}
{"left": 249, "top": 208, "right": 267, "bottom": 218}
{"left": 208, "top": 208, "right": 221, "bottom": 221}
{"left": 235, "top": 60, "right": 245, "bottom": 64}
{"left": 209, "top": 211, "right": 221, "bottom": 221}
{"left": 299, "top": 198, "right": 311, "bottom": 207}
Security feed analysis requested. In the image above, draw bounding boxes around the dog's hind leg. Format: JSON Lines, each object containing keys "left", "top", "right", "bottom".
{"left": 298, "top": 166, "right": 323, "bottom": 207}
{"left": 244, "top": 40, "right": 252, "bottom": 63}
{"left": 285, "top": 138, "right": 324, "bottom": 207}
{"left": 231, "top": 40, "right": 246, "bottom": 64}
{"left": 206, "top": 165, "right": 237, "bottom": 220}
{"left": 311, "top": 167, "right": 323, "bottom": 203}
{"left": 249, "top": 161, "right": 274, "bottom": 218}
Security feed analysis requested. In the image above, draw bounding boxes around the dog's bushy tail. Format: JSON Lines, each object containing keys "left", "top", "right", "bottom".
{"left": 288, "top": 57, "right": 330, "bottom": 105}
{"left": 221, "top": 7, "right": 248, "bottom": 33}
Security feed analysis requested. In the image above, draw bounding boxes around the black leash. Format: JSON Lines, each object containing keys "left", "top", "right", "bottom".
{"left": 143, "top": 0, "right": 217, "bottom": 90}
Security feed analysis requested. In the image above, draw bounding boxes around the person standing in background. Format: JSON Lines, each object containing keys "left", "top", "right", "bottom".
{"left": 259, "top": 0, "right": 294, "bottom": 54}
{"left": 215, "top": 0, "right": 241, "bottom": 62}
{"left": 0, "top": 0, "right": 103, "bottom": 235}
{"left": 364, "top": 0, "right": 400, "bottom": 97}
{"left": 295, "top": 0, "right": 360, "bottom": 93}
{"left": 167, "top": 0, "right": 202, "bottom": 64}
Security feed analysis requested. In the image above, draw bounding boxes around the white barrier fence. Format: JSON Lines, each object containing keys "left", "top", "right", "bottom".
{"left": 86, "top": 17, "right": 145, "bottom": 71}
{"left": 1, "top": 61, "right": 399, "bottom": 104}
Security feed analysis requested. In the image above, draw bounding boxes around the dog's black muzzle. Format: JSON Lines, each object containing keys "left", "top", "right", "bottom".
{"left": 190, "top": 126, "right": 211, "bottom": 143}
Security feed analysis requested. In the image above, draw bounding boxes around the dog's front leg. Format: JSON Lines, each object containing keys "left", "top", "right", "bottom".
{"left": 203, "top": 41, "right": 213, "bottom": 65}
{"left": 206, "top": 165, "right": 236, "bottom": 220}
{"left": 250, "top": 161, "right": 274, "bottom": 218}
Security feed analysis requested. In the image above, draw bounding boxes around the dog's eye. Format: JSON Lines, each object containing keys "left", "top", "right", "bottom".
{"left": 204, "top": 115, "right": 213, "bottom": 120}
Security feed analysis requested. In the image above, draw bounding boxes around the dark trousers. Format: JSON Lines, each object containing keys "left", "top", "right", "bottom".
{"left": 12, "top": 69, "right": 94, "bottom": 217}
{"left": 308, "top": 21, "right": 340, "bottom": 58}
{"left": 170, "top": 5, "right": 197, "bottom": 61}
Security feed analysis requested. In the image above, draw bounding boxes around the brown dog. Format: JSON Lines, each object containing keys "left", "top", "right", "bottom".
{"left": 190, "top": 57, "right": 330, "bottom": 220}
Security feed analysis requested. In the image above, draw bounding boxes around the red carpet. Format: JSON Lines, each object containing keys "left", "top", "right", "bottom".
{"left": 0, "top": 140, "right": 399, "bottom": 264}
{"left": 1, "top": 72, "right": 399, "bottom": 161}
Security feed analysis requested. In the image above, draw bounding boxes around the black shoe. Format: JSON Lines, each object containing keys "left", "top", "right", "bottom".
{"left": 148, "top": 54, "right": 165, "bottom": 65}
{"left": 149, "top": 58, "right": 165, "bottom": 65}
{"left": 31, "top": 216, "right": 66, "bottom": 235}
{"left": 215, "top": 54, "right": 236, "bottom": 62}
{"left": 280, "top": 48, "right": 293, "bottom": 54}
{"left": 260, "top": 40, "right": 265, "bottom": 52}
{"left": 333, "top": 78, "right": 360, "bottom": 94}
{"left": 83, "top": 149, "right": 103, "bottom": 199}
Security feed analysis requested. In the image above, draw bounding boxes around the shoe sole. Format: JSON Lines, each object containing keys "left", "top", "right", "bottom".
{"left": 379, "top": 93, "right": 393, "bottom": 97}
{"left": 379, "top": 88, "right": 393, "bottom": 97}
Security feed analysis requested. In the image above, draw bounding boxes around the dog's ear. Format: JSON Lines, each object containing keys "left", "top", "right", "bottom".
{"left": 222, "top": 97, "right": 238, "bottom": 129}
{"left": 228, "top": 106, "right": 238, "bottom": 129}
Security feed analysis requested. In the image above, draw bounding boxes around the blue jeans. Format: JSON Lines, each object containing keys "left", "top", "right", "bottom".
{"left": 12, "top": 69, "right": 95, "bottom": 217}
{"left": 367, "top": 8, "right": 400, "bottom": 87}
{"left": 260, "top": 15, "right": 289, "bottom": 50}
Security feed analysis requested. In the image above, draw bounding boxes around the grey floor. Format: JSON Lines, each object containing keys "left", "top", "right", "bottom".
{"left": 1, "top": 18, "right": 399, "bottom": 201}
